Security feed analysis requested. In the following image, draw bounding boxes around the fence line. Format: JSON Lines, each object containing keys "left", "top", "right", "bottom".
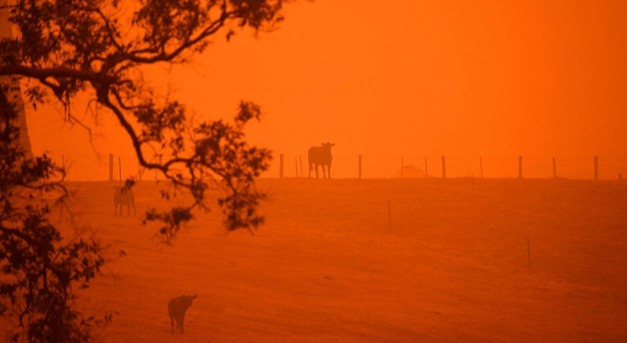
{"left": 44, "top": 153, "right": 627, "bottom": 181}
{"left": 270, "top": 154, "right": 626, "bottom": 180}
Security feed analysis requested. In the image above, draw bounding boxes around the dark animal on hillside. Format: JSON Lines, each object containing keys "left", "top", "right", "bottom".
{"left": 113, "top": 179, "right": 136, "bottom": 215}
{"left": 168, "top": 294, "right": 197, "bottom": 334}
{"left": 308, "top": 142, "right": 335, "bottom": 178}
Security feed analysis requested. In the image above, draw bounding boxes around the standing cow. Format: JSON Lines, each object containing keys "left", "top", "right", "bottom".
{"left": 308, "top": 142, "right": 335, "bottom": 178}
{"left": 113, "top": 179, "right": 136, "bottom": 215}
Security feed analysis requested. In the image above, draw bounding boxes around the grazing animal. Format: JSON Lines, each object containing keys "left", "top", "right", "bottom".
{"left": 113, "top": 179, "right": 136, "bottom": 215}
{"left": 168, "top": 294, "right": 197, "bottom": 334}
{"left": 308, "top": 142, "right": 335, "bottom": 178}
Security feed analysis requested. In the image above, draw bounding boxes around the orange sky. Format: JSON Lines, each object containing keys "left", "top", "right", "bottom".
{"left": 27, "top": 0, "right": 627, "bottom": 159}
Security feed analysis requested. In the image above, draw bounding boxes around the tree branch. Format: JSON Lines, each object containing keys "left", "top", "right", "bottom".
{"left": 0, "top": 65, "right": 112, "bottom": 85}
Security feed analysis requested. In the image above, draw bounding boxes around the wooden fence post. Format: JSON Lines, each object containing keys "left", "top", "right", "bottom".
{"left": 527, "top": 236, "right": 532, "bottom": 268}
{"left": 441, "top": 156, "right": 446, "bottom": 178}
{"left": 553, "top": 157, "right": 557, "bottom": 179}
{"left": 424, "top": 157, "right": 428, "bottom": 178}
{"left": 518, "top": 155, "right": 523, "bottom": 178}
{"left": 109, "top": 154, "right": 113, "bottom": 181}
{"left": 279, "top": 154, "right": 284, "bottom": 179}
{"left": 388, "top": 200, "right": 392, "bottom": 233}
{"left": 594, "top": 156, "right": 599, "bottom": 180}
{"left": 358, "top": 155, "right": 362, "bottom": 179}
{"left": 295, "top": 157, "right": 298, "bottom": 177}
{"left": 480, "top": 156, "right": 484, "bottom": 178}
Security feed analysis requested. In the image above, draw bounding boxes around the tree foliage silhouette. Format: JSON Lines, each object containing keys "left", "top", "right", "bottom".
{"left": 0, "top": 0, "right": 293, "bottom": 238}
{"left": 1, "top": 86, "right": 108, "bottom": 342}
{"left": 0, "top": 0, "right": 299, "bottom": 341}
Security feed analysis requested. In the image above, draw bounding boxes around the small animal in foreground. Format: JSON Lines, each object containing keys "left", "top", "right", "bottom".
{"left": 113, "top": 179, "right": 136, "bottom": 215}
{"left": 168, "top": 294, "right": 197, "bottom": 334}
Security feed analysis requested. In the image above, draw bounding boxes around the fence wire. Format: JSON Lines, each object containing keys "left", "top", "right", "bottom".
{"left": 46, "top": 153, "right": 627, "bottom": 181}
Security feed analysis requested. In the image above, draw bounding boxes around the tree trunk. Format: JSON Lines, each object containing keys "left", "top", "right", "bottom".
{"left": 1, "top": 0, "right": 33, "bottom": 159}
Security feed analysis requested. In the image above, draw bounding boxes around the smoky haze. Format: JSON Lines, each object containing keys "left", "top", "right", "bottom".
{"left": 26, "top": 0, "right": 627, "bottom": 164}
{"left": 4, "top": 1, "right": 627, "bottom": 341}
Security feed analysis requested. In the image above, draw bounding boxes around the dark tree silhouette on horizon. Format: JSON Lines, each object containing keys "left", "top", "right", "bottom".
{"left": 0, "top": 0, "right": 303, "bottom": 341}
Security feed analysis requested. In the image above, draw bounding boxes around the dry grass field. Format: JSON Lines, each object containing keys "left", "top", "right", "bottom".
{"left": 3, "top": 178, "right": 627, "bottom": 342}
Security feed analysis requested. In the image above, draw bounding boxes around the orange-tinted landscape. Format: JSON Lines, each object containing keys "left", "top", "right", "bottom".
{"left": 4, "top": 178, "right": 623, "bottom": 342}
{"left": 3, "top": 0, "right": 627, "bottom": 342}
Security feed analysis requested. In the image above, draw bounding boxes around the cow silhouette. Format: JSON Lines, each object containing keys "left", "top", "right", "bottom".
{"left": 308, "top": 142, "right": 335, "bottom": 178}
{"left": 113, "top": 179, "right": 136, "bottom": 215}
{"left": 168, "top": 294, "right": 197, "bottom": 334}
